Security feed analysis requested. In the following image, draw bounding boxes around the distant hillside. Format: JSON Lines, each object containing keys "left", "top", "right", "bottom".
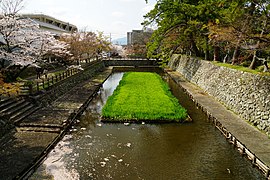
{"left": 112, "top": 37, "right": 127, "bottom": 45}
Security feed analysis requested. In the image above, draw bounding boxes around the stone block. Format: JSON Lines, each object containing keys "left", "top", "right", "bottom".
{"left": 169, "top": 54, "right": 270, "bottom": 134}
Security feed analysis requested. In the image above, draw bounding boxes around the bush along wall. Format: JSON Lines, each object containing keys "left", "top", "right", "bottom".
{"left": 168, "top": 54, "right": 270, "bottom": 135}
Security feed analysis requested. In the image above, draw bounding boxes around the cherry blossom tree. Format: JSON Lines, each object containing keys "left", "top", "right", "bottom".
{"left": 31, "top": 30, "right": 71, "bottom": 65}
{"left": 60, "top": 30, "right": 111, "bottom": 63}
{"left": 0, "top": 0, "right": 71, "bottom": 81}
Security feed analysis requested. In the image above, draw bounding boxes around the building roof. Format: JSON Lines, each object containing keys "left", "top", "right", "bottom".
{"left": 21, "top": 14, "right": 78, "bottom": 35}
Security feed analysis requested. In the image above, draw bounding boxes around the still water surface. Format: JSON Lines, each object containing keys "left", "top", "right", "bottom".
{"left": 31, "top": 72, "right": 263, "bottom": 180}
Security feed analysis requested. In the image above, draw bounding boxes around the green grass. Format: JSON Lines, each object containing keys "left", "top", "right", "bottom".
{"left": 102, "top": 72, "right": 188, "bottom": 122}
{"left": 212, "top": 62, "right": 270, "bottom": 76}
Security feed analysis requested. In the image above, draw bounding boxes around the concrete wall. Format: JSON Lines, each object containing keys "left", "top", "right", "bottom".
{"left": 36, "top": 61, "right": 105, "bottom": 105}
{"left": 168, "top": 54, "right": 270, "bottom": 135}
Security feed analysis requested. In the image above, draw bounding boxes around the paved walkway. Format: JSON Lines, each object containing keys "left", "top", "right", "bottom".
{"left": 166, "top": 69, "right": 270, "bottom": 178}
{"left": 0, "top": 68, "right": 112, "bottom": 180}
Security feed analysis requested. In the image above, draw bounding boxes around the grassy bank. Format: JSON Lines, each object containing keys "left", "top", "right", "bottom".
{"left": 212, "top": 61, "right": 270, "bottom": 76}
{"left": 102, "top": 72, "right": 188, "bottom": 122}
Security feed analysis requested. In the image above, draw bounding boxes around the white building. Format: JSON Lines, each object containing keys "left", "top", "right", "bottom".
{"left": 22, "top": 14, "right": 78, "bottom": 36}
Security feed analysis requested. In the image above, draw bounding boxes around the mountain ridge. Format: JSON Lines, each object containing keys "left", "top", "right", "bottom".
{"left": 112, "top": 37, "right": 127, "bottom": 45}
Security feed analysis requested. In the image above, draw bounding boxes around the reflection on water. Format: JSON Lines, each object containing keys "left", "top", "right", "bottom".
{"left": 87, "top": 73, "right": 124, "bottom": 114}
{"left": 31, "top": 72, "right": 263, "bottom": 180}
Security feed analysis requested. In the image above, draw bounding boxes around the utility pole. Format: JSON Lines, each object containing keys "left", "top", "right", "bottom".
{"left": 109, "top": 33, "right": 112, "bottom": 58}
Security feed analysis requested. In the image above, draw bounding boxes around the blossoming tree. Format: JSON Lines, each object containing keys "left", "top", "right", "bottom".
{"left": 0, "top": 0, "right": 71, "bottom": 82}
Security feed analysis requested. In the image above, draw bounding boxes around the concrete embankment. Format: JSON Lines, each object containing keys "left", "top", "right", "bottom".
{"left": 165, "top": 69, "right": 270, "bottom": 178}
{"left": 0, "top": 67, "right": 112, "bottom": 180}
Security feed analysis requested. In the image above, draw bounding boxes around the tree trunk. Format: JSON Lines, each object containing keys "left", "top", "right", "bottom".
{"left": 204, "top": 36, "right": 210, "bottom": 60}
{"left": 249, "top": 51, "right": 257, "bottom": 69}
{"left": 0, "top": 59, "right": 5, "bottom": 68}
{"left": 263, "top": 60, "right": 269, "bottom": 72}
{"left": 223, "top": 54, "right": 228, "bottom": 63}
{"left": 231, "top": 45, "right": 240, "bottom": 65}
{"left": 13, "top": 65, "right": 29, "bottom": 81}
{"left": 18, "top": 66, "right": 28, "bottom": 77}
{"left": 190, "top": 38, "right": 200, "bottom": 57}
{"left": 205, "top": 50, "right": 210, "bottom": 61}
{"left": 249, "top": 20, "right": 267, "bottom": 69}
{"left": 213, "top": 46, "right": 220, "bottom": 62}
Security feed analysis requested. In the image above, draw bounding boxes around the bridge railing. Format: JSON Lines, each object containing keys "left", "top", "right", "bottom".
{"left": 104, "top": 57, "right": 158, "bottom": 61}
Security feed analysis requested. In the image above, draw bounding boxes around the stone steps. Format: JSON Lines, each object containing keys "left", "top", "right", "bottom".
{"left": 5, "top": 101, "right": 31, "bottom": 116}
{"left": 0, "top": 98, "right": 19, "bottom": 112}
{"left": 13, "top": 105, "right": 41, "bottom": 124}
{"left": 17, "top": 123, "right": 63, "bottom": 128}
{"left": 16, "top": 126, "right": 61, "bottom": 133}
{"left": 0, "top": 97, "right": 41, "bottom": 125}
{"left": 0, "top": 99, "right": 26, "bottom": 114}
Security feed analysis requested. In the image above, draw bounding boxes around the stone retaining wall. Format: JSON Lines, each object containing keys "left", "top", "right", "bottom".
{"left": 36, "top": 61, "right": 105, "bottom": 106}
{"left": 168, "top": 54, "right": 270, "bottom": 135}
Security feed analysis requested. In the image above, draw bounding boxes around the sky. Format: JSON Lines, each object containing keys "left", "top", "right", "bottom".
{"left": 20, "top": 0, "right": 156, "bottom": 40}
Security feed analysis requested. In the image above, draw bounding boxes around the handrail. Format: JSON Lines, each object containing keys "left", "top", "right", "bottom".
{"left": 104, "top": 58, "right": 158, "bottom": 61}
{"left": 23, "top": 68, "right": 80, "bottom": 96}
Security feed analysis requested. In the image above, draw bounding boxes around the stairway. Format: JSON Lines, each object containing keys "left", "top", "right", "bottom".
{"left": 0, "top": 97, "right": 40, "bottom": 126}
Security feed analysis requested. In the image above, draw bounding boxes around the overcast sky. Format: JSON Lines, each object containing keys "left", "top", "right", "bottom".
{"left": 20, "top": 0, "right": 156, "bottom": 40}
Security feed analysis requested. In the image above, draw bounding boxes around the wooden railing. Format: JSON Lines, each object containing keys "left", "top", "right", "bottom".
{"left": 22, "top": 68, "right": 80, "bottom": 96}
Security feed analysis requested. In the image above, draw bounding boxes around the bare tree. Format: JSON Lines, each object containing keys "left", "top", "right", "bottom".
{"left": 0, "top": 0, "right": 24, "bottom": 15}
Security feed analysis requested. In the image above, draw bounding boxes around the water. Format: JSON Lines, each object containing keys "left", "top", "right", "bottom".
{"left": 31, "top": 72, "right": 264, "bottom": 180}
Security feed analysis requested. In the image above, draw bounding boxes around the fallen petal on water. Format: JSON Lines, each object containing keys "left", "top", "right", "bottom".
{"left": 100, "top": 162, "right": 106, "bottom": 167}
{"left": 126, "top": 143, "right": 131, "bottom": 148}
{"left": 97, "top": 123, "right": 102, "bottom": 127}
{"left": 117, "top": 143, "right": 122, "bottom": 148}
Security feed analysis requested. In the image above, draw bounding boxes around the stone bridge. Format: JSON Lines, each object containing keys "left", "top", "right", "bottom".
{"left": 103, "top": 58, "right": 160, "bottom": 67}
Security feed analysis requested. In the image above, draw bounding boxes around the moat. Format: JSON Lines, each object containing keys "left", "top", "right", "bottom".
{"left": 30, "top": 72, "right": 264, "bottom": 180}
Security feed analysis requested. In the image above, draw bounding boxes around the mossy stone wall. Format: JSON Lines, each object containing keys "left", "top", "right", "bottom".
{"left": 168, "top": 54, "right": 270, "bottom": 135}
